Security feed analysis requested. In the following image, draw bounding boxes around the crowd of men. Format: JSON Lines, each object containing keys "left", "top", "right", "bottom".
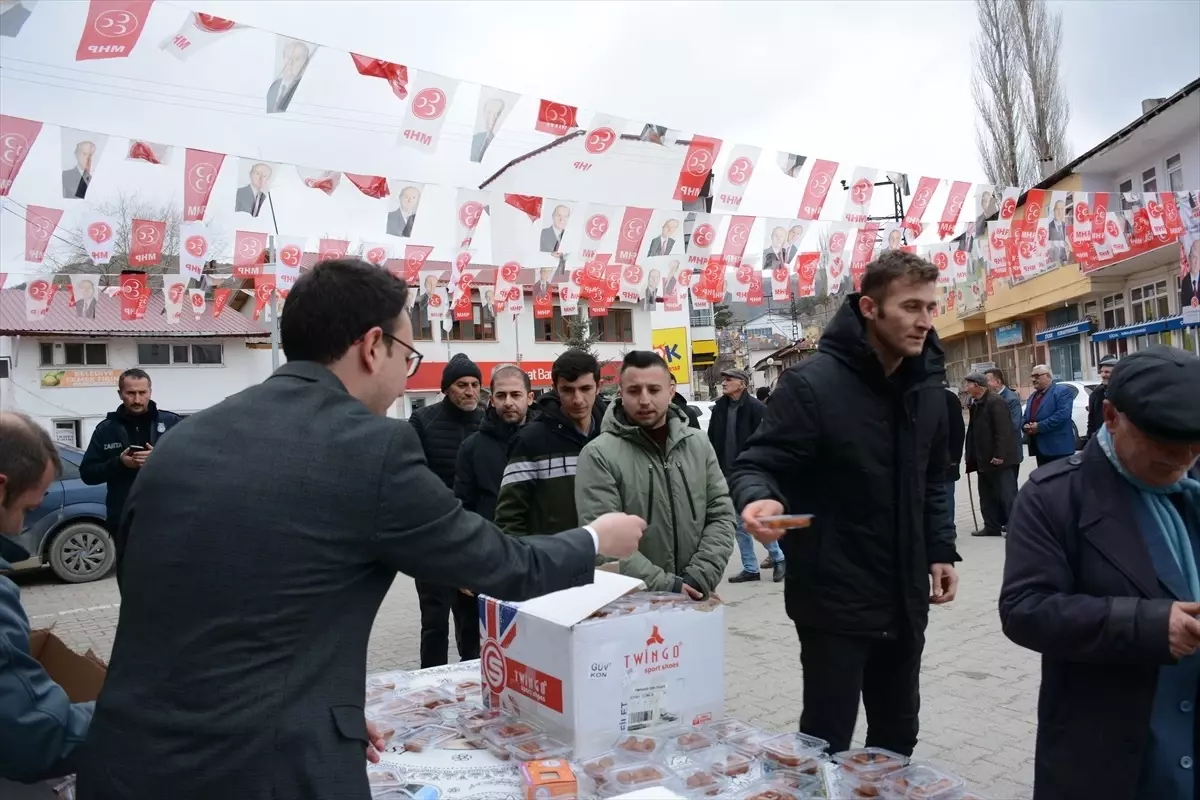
{"left": 0, "top": 251, "right": 1197, "bottom": 799}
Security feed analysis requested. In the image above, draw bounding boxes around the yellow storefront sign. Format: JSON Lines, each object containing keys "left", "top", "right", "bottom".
{"left": 651, "top": 327, "right": 691, "bottom": 379}
{"left": 39, "top": 369, "right": 123, "bottom": 388}
{"left": 692, "top": 338, "right": 718, "bottom": 368}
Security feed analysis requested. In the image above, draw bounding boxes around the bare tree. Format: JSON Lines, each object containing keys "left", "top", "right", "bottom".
{"left": 972, "top": 0, "right": 1034, "bottom": 187}
{"left": 47, "top": 192, "right": 227, "bottom": 278}
{"left": 1012, "top": 0, "right": 1071, "bottom": 175}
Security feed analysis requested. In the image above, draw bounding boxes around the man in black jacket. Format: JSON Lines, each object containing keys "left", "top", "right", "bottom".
{"left": 670, "top": 378, "right": 701, "bottom": 430}
{"left": 731, "top": 250, "right": 960, "bottom": 756}
{"left": 963, "top": 373, "right": 1019, "bottom": 537}
{"left": 455, "top": 364, "right": 533, "bottom": 522}
{"left": 1085, "top": 354, "right": 1118, "bottom": 442}
{"left": 79, "top": 368, "right": 182, "bottom": 582}
{"left": 410, "top": 354, "right": 485, "bottom": 668}
{"left": 710, "top": 368, "right": 780, "bottom": 583}
{"left": 941, "top": 388, "right": 966, "bottom": 518}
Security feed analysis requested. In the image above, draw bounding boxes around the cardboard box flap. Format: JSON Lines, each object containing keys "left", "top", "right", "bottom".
{"left": 30, "top": 628, "right": 107, "bottom": 704}
{"left": 517, "top": 570, "right": 644, "bottom": 627}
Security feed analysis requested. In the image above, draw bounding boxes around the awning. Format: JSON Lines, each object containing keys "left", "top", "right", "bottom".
{"left": 692, "top": 339, "right": 718, "bottom": 368}
{"left": 1035, "top": 319, "right": 1091, "bottom": 343}
{"left": 1090, "top": 316, "right": 1186, "bottom": 343}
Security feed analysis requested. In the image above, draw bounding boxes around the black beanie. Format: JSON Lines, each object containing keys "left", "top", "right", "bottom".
{"left": 441, "top": 353, "right": 482, "bottom": 392}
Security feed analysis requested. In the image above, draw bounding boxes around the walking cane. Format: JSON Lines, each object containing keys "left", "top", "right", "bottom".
{"left": 965, "top": 472, "right": 979, "bottom": 532}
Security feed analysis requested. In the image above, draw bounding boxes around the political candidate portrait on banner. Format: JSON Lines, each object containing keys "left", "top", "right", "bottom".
{"left": 235, "top": 162, "right": 274, "bottom": 218}
{"left": 764, "top": 226, "right": 788, "bottom": 270}
{"left": 663, "top": 259, "right": 683, "bottom": 296}
{"left": 539, "top": 204, "right": 570, "bottom": 255}
{"left": 643, "top": 268, "right": 662, "bottom": 311}
{"left": 75, "top": 278, "right": 97, "bottom": 319}
{"left": 645, "top": 219, "right": 679, "bottom": 257}
{"left": 386, "top": 185, "right": 422, "bottom": 238}
{"left": 779, "top": 152, "right": 806, "bottom": 178}
{"left": 62, "top": 138, "right": 97, "bottom": 200}
{"left": 267, "top": 38, "right": 313, "bottom": 114}
{"left": 1048, "top": 198, "right": 1070, "bottom": 266}
{"left": 532, "top": 268, "right": 554, "bottom": 304}
{"left": 471, "top": 97, "right": 505, "bottom": 163}
{"left": 1181, "top": 235, "right": 1200, "bottom": 311}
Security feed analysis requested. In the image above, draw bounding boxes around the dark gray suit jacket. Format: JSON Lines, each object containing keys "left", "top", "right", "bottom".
{"left": 76, "top": 362, "right": 596, "bottom": 800}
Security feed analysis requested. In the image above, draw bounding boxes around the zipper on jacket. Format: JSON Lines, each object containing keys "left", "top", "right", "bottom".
{"left": 646, "top": 466, "right": 655, "bottom": 527}
{"left": 664, "top": 462, "right": 681, "bottom": 575}
{"left": 679, "top": 468, "right": 698, "bottom": 522}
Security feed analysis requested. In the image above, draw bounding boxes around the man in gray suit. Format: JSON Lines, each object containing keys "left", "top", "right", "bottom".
{"left": 470, "top": 97, "right": 505, "bottom": 163}
{"left": 386, "top": 185, "right": 421, "bottom": 238}
{"left": 62, "top": 140, "right": 95, "bottom": 199}
{"left": 646, "top": 219, "right": 679, "bottom": 257}
{"left": 75, "top": 258, "right": 645, "bottom": 800}
{"left": 539, "top": 204, "right": 570, "bottom": 254}
{"left": 234, "top": 163, "right": 272, "bottom": 217}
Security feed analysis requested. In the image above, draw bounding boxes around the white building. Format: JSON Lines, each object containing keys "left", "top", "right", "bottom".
{"left": 1, "top": 287, "right": 273, "bottom": 447}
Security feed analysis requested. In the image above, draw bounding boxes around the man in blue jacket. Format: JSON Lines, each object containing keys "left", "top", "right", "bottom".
{"left": 0, "top": 412, "right": 94, "bottom": 786}
{"left": 1022, "top": 364, "right": 1075, "bottom": 467}
{"left": 79, "top": 369, "right": 182, "bottom": 580}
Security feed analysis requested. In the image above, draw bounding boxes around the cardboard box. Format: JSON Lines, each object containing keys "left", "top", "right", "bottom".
{"left": 30, "top": 627, "right": 107, "bottom": 703}
{"left": 478, "top": 571, "right": 725, "bottom": 759}
{"left": 519, "top": 759, "right": 577, "bottom": 800}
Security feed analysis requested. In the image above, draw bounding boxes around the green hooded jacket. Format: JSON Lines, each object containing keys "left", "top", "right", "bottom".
{"left": 575, "top": 399, "right": 736, "bottom": 594}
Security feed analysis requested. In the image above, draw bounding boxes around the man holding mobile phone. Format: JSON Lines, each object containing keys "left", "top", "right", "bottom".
{"left": 80, "top": 369, "right": 182, "bottom": 583}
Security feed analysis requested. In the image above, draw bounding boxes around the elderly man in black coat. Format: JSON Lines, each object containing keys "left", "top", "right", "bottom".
{"left": 1000, "top": 346, "right": 1200, "bottom": 799}
{"left": 963, "top": 372, "right": 1019, "bottom": 537}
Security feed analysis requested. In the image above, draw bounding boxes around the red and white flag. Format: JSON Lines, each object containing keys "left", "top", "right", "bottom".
{"left": 450, "top": 250, "right": 472, "bottom": 295}
{"left": 795, "top": 253, "right": 820, "bottom": 298}
{"left": 1163, "top": 192, "right": 1186, "bottom": 238}
{"left": 721, "top": 215, "right": 755, "bottom": 260}
{"left": 827, "top": 253, "right": 847, "bottom": 296}
{"left": 930, "top": 244, "right": 952, "bottom": 287}
{"left": 0, "top": 115, "right": 42, "bottom": 196}
{"left": 952, "top": 247, "right": 970, "bottom": 284}
{"left": 179, "top": 221, "right": 210, "bottom": 279}
{"left": 937, "top": 181, "right": 971, "bottom": 238}
{"left": 453, "top": 269, "right": 478, "bottom": 319}
{"left": 25, "top": 277, "right": 52, "bottom": 321}
{"left": 318, "top": 238, "right": 349, "bottom": 261}
{"left": 126, "top": 139, "right": 171, "bottom": 164}
{"left": 685, "top": 212, "right": 721, "bottom": 269}
{"left": 360, "top": 242, "right": 391, "bottom": 267}
{"left": 849, "top": 224, "right": 879, "bottom": 291}
{"left": 615, "top": 206, "right": 653, "bottom": 265}
{"left": 252, "top": 277, "right": 275, "bottom": 321}
{"left": 574, "top": 204, "right": 621, "bottom": 265}
{"left": 1104, "top": 213, "right": 1129, "bottom": 257}
{"left": 402, "top": 244, "right": 433, "bottom": 283}
{"left": 187, "top": 288, "right": 206, "bottom": 316}
{"left": 163, "top": 274, "right": 188, "bottom": 324}
{"left": 729, "top": 261, "right": 755, "bottom": 303}
{"left": 770, "top": 259, "right": 793, "bottom": 303}
{"left": 24, "top": 205, "right": 63, "bottom": 263}
{"left": 275, "top": 234, "right": 306, "bottom": 275}
{"left": 183, "top": 148, "right": 223, "bottom": 221}
{"left": 426, "top": 283, "right": 449, "bottom": 325}
{"left": 987, "top": 220, "right": 1011, "bottom": 277}
{"left": 129, "top": 219, "right": 165, "bottom": 267}
{"left": 1090, "top": 192, "right": 1112, "bottom": 260}
{"left": 535, "top": 99, "right": 578, "bottom": 137}
{"left": 674, "top": 135, "right": 722, "bottom": 204}
{"left": 298, "top": 167, "right": 340, "bottom": 195}
{"left": 825, "top": 223, "right": 852, "bottom": 257}
{"left": 695, "top": 255, "right": 728, "bottom": 304}
{"left": 998, "top": 187, "right": 1021, "bottom": 221}
{"left": 81, "top": 214, "right": 116, "bottom": 264}
{"left": 399, "top": 71, "right": 458, "bottom": 153}
{"left": 212, "top": 287, "right": 233, "bottom": 318}
{"left": 712, "top": 145, "right": 761, "bottom": 213}
{"left": 233, "top": 230, "right": 269, "bottom": 276}
{"left": 344, "top": 173, "right": 389, "bottom": 199}
{"left": 495, "top": 260, "right": 521, "bottom": 311}
{"left": 577, "top": 114, "right": 622, "bottom": 166}
{"left": 558, "top": 283, "right": 579, "bottom": 317}
{"left": 350, "top": 53, "right": 409, "bottom": 100}
{"left": 1143, "top": 194, "right": 1169, "bottom": 239}
{"left": 160, "top": 11, "right": 240, "bottom": 60}
{"left": 902, "top": 176, "right": 940, "bottom": 238}
{"left": 618, "top": 262, "right": 647, "bottom": 305}
{"left": 502, "top": 282, "right": 523, "bottom": 317}
{"left": 842, "top": 167, "right": 879, "bottom": 224}
{"left": 76, "top": 0, "right": 154, "bottom": 61}
{"left": 119, "top": 271, "right": 147, "bottom": 320}
{"left": 797, "top": 159, "right": 839, "bottom": 220}
{"left": 747, "top": 265, "right": 764, "bottom": 306}
{"left": 1019, "top": 218, "right": 1051, "bottom": 277}
{"left": 453, "top": 189, "right": 487, "bottom": 250}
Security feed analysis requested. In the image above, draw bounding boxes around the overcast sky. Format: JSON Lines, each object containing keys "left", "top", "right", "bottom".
{"left": 2, "top": 0, "right": 1198, "bottom": 278}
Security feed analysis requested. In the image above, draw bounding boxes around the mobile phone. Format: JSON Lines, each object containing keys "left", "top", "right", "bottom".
{"left": 127, "top": 445, "right": 147, "bottom": 452}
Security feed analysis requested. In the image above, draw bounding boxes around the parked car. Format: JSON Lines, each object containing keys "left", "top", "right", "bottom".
{"left": 1055, "top": 380, "right": 1100, "bottom": 450}
{"left": 11, "top": 443, "right": 113, "bottom": 583}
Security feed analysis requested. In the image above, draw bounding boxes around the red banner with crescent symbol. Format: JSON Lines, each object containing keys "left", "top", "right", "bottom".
{"left": 212, "top": 287, "right": 233, "bottom": 318}
{"left": 842, "top": 167, "right": 878, "bottom": 224}
{"left": 504, "top": 194, "right": 543, "bottom": 223}
{"left": 722, "top": 215, "right": 754, "bottom": 259}
{"left": 901, "top": 176, "right": 939, "bottom": 238}
{"left": 160, "top": 11, "right": 240, "bottom": 61}
{"left": 25, "top": 278, "right": 52, "bottom": 321}
{"left": 674, "top": 135, "right": 722, "bottom": 203}
{"left": 849, "top": 223, "right": 879, "bottom": 291}
{"left": 401, "top": 244, "right": 433, "bottom": 282}
{"left": 614, "top": 206, "right": 653, "bottom": 265}
{"left": 183, "top": 148, "right": 224, "bottom": 221}
{"left": 795, "top": 253, "right": 820, "bottom": 298}
{"left": 119, "top": 271, "right": 148, "bottom": 320}
{"left": 187, "top": 289, "right": 206, "bottom": 316}
{"left": 253, "top": 276, "right": 276, "bottom": 322}
{"left": 129, "top": 218, "right": 165, "bottom": 267}
{"left": 937, "top": 181, "right": 971, "bottom": 239}
{"left": 76, "top": 0, "right": 155, "bottom": 61}
{"left": 179, "top": 221, "right": 209, "bottom": 279}
{"left": 233, "top": 230, "right": 269, "bottom": 275}
{"left": 163, "top": 275, "right": 189, "bottom": 324}
{"left": 360, "top": 242, "right": 391, "bottom": 267}
{"left": 1162, "top": 192, "right": 1186, "bottom": 238}
{"left": 0, "top": 115, "right": 42, "bottom": 197}
{"left": 318, "top": 238, "right": 349, "bottom": 261}
{"left": 350, "top": 53, "right": 409, "bottom": 100}
{"left": 400, "top": 70, "right": 458, "bottom": 153}
{"left": 344, "top": 172, "right": 390, "bottom": 199}
{"left": 713, "top": 144, "right": 760, "bottom": 212}
{"left": 24, "top": 205, "right": 63, "bottom": 263}
{"left": 535, "top": 99, "right": 578, "bottom": 137}
{"left": 579, "top": 115, "right": 622, "bottom": 166}
{"left": 796, "top": 159, "right": 839, "bottom": 220}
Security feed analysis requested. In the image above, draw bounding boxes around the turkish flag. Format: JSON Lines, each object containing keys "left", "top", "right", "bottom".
{"left": 76, "top": 0, "right": 155, "bottom": 61}
{"left": 24, "top": 206, "right": 64, "bottom": 263}
{"left": 129, "top": 219, "right": 166, "bottom": 267}
{"left": 0, "top": 115, "right": 43, "bottom": 197}
{"left": 344, "top": 172, "right": 390, "bottom": 198}
{"left": 119, "top": 271, "right": 148, "bottom": 320}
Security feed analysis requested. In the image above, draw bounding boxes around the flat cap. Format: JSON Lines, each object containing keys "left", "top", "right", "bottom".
{"left": 964, "top": 372, "right": 988, "bottom": 387}
{"left": 1107, "top": 345, "right": 1200, "bottom": 442}
{"left": 720, "top": 368, "right": 751, "bottom": 384}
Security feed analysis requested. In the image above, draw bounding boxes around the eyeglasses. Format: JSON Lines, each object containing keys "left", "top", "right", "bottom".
{"left": 381, "top": 331, "right": 424, "bottom": 377}
{"left": 1030, "top": 372, "right": 1049, "bottom": 379}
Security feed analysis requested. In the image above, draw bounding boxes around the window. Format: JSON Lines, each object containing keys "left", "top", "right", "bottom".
{"left": 1101, "top": 293, "right": 1126, "bottom": 329}
{"left": 689, "top": 296, "right": 713, "bottom": 328}
{"left": 446, "top": 303, "right": 497, "bottom": 342}
{"left": 1167, "top": 154, "right": 1184, "bottom": 192}
{"left": 1141, "top": 168, "right": 1157, "bottom": 193}
{"left": 52, "top": 419, "right": 80, "bottom": 449}
{"left": 534, "top": 307, "right": 572, "bottom": 342}
{"left": 594, "top": 309, "right": 634, "bottom": 343}
{"left": 137, "top": 343, "right": 224, "bottom": 365}
{"left": 409, "top": 299, "right": 435, "bottom": 341}
{"left": 1130, "top": 280, "right": 1169, "bottom": 324}
{"left": 1118, "top": 178, "right": 1133, "bottom": 197}
{"left": 45, "top": 342, "right": 107, "bottom": 367}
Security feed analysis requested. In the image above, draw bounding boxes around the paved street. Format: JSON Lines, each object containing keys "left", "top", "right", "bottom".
{"left": 13, "top": 462, "right": 1040, "bottom": 798}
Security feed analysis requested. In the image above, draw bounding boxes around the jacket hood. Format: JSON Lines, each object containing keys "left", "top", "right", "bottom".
{"left": 601, "top": 398, "right": 689, "bottom": 439}
{"left": 478, "top": 404, "right": 526, "bottom": 441}
{"left": 818, "top": 294, "right": 946, "bottom": 389}
{"left": 110, "top": 399, "right": 160, "bottom": 421}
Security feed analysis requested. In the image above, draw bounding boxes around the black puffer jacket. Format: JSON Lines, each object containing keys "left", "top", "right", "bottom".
{"left": 454, "top": 407, "right": 526, "bottom": 521}
{"left": 730, "top": 296, "right": 960, "bottom": 636}
{"left": 707, "top": 392, "right": 767, "bottom": 475}
{"left": 672, "top": 393, "right": 702, "bottom": 430}
{"left": 941, "top": 388, "right": 966, "bottom": 483}
{"left": 409, "top": 398, "right": 484, "bottom": 489}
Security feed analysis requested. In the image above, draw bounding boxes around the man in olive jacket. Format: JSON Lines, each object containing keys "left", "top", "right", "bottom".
{"left": 575, "top": 351, "right": 736, "bottom": 596}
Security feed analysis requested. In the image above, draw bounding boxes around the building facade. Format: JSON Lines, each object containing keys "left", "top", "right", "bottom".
{"left": 936, "top": 79, "right": 1200, "bottom": 394}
